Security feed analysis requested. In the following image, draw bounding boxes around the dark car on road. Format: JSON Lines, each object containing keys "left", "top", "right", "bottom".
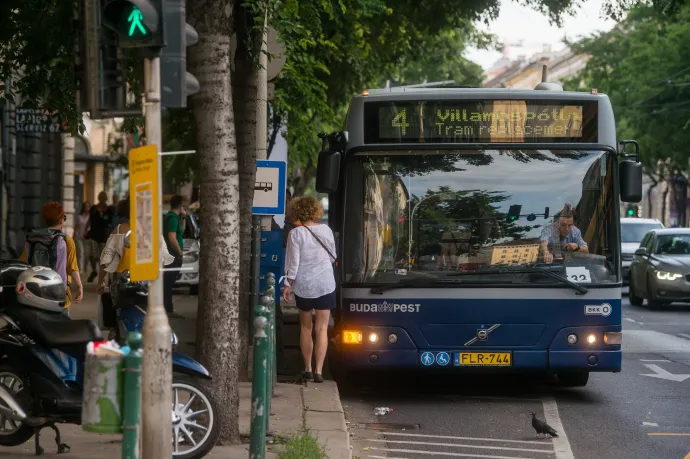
{"left": 629, "top": 228, "right": 690, "bottom": 308}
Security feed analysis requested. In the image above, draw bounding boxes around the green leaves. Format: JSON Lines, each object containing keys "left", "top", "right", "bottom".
{"left": 564, "top": 2, "right": 690, "bottom": 175}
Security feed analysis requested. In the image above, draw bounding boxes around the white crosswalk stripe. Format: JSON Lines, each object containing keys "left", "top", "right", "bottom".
{"left": 363, "top": 431, "right": 557, "bottom": 459}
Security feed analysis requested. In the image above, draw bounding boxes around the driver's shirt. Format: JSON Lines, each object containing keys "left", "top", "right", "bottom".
{"left": 539, "top": 223, "right": 587, "bottom": 256}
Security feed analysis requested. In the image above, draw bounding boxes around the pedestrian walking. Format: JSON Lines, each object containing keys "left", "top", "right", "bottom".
{"left": 87, "top": 191, "right": 113, "bottom": 282}
{"left": 20, "top": 202, "right": 83, "bottom": 310}
{"left": 282, "top": 196, "right": 336, "bottom": 383}
{"left": 74, "top": 201, "right": 93, "bottom": 277}
{"left": 163, "top": 195, "right": 186, "bottom": 319}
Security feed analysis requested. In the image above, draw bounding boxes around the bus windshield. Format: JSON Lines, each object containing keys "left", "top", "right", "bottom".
{"left": 342, "top": 149, "right": 618, "bottom": 285}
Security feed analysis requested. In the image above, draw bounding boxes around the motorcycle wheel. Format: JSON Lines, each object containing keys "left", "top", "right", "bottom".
{"left": 0, "top": 363, "right": 35, "bottom": 447}
{"left": 171, "top": 375, "right": 221, "bottom": 459}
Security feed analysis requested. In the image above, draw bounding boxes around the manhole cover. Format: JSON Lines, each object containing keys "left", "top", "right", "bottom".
{"left": 357, "top": 423, "right": 420, "bottom": 431}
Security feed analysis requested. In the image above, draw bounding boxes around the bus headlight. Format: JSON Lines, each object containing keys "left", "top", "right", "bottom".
{"left": 388, "top": 333, "right": 398, "bottom": 344}
{"left": 368, "top": 333, "right": 379, "bottom": 343}
{"left": 586, "top": 334, "right": 597, "bottom": 344}
{"left": 342, "top": 331, "right": 362, "bottom": 344}
{"left": 567, "top": 334, "right": 578, "bottom": 344}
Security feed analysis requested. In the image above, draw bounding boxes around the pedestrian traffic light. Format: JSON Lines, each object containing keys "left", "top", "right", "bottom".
{"left": 627, "top": 207, "right": 634, "bottom": 216}
{"left": 102, "top": 0, "right": 164, "bottom": 48}
{"left": 161, "top": 0, "right": 200, "bottom": 107}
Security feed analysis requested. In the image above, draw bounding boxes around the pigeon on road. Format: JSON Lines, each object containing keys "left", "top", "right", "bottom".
{"left": 529, "top": 411, "right": 558, "bottom": 438}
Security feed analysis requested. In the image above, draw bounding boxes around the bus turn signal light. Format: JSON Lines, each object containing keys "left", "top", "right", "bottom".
{"left": 342, "top": 331, "right": 362, "bottom": 344}
{"left": 604, "top": 332, "right": 622, "bottom": 345}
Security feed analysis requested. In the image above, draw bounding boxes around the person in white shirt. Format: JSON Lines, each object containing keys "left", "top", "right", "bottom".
{"left": 282, "top": 196, "right": 336, "bottom": 383}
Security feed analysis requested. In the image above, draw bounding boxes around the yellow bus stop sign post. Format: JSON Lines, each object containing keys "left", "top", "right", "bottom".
{"left": 128, "top": 144, "right": 160, "bottom": 281}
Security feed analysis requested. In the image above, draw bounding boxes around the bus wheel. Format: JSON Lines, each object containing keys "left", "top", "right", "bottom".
{"left": 557, "top": 371, "right": 589, "bottom": 387}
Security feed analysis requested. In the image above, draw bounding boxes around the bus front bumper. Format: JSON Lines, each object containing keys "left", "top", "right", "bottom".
{"left": 334, "top": 347, "right": 621, "bottom": 372}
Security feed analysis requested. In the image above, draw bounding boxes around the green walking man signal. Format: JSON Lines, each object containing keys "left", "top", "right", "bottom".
{"left": 127, "top": 7, "right": 148, "bottom": 38}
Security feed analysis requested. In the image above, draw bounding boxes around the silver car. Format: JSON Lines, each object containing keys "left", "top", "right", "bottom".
{"left": 629, "top": 228, "right": 690, "bottom": 308}
{"left": 620, "top": 217, "right": 664, "bottom": 284}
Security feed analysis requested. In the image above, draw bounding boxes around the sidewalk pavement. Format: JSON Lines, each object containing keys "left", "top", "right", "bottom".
{"left": 1, "top": 287, "right": 351, "bottom": 458}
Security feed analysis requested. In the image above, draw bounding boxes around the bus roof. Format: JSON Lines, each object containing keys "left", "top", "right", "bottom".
{"left": 344, "top": 87, "right": 617, "bottom": 150}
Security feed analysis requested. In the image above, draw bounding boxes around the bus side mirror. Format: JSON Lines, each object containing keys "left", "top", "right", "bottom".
{"left": 315, "top": 150, "right": 341, "bottom": 193}
{"left": 619, "top": 160, "right": 642, "bottom": 203}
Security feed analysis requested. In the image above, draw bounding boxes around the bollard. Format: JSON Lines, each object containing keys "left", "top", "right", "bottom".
{"left": 249, "top": 300, "right": 271, "bottom": 459}
{"left": 261, "top": 288, "right": 274, "bottom": 435}
{"left": 266, "top": 273, "right": 278, "bottom": 393}
{"left": 121, "top": 332, "right": 143, "bottom": 459}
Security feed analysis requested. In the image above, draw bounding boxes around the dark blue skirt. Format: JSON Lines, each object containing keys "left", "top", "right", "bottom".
{"left": 295, "top": 290, "right": 336, "bottom": 311}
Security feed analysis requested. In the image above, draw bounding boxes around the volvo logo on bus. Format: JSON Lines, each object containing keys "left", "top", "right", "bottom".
{"left": 477, "top": 329, "right": 489, "bottom": 341}
{"left": 349, "top": 301, "right": 421, "bottom": 313}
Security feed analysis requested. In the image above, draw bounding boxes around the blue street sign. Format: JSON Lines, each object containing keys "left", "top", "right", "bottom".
{"left": 252, "top": 160, "right": 287, "bottom": 215}
{"left": 420, "top": 352, "right": 434, "bottom": 366}
{"left": 436, "top": 352, "right": 450, "bottom": 366}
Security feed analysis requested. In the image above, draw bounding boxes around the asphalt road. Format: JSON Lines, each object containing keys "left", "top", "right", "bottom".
{"left": 339, "top": 292, "right": 690, "bottom": 459}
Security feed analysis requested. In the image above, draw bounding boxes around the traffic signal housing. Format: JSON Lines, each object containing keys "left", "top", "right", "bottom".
{"left": 161, "top": 0, "right": 200, "bottom": 107}
{"left": 102, "top": 0, "right": 164, "bottom": 48}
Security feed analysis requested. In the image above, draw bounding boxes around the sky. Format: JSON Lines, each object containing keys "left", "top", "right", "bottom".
{"left": 466, "top": 0, "right": 617, "bottom": 71}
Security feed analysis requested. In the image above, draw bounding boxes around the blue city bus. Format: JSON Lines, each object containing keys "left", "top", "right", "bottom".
{"left": 316, "top": 80, "right": 642, "bottom": 386}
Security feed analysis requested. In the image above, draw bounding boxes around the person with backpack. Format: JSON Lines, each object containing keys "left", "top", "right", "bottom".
{"left": 20, "top": 202, "right": 83, "bottom": 309}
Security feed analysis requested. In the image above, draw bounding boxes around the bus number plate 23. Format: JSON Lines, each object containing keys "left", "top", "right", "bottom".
{"left": 455, "top": 352, "right": 512, "bottom": 366}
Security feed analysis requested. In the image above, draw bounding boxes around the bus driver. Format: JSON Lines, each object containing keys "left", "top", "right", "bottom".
{"left": 539, "top": 203, "right": 588, "bottom": 264}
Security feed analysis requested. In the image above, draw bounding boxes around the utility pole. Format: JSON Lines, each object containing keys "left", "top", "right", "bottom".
{"left": 141, "top": 56, "right": 172, "bottom": 458}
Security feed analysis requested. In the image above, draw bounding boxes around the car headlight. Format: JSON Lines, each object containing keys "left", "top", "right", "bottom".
{"left": 183, "top": 251, "right": 199, "bottom": 264}
{"left": 656, "top": 270, "right": 684, "bottom": 281}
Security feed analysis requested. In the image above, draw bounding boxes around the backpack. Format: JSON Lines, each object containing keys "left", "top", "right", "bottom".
{"left": 26, "top": 229, "right": 67, "bottom": 277}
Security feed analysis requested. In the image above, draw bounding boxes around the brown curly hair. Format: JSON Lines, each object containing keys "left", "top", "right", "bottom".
{"left": 289, "top": 196, "right": 324, "bottom": 223}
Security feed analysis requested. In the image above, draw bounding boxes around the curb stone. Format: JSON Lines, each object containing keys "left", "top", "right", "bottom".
{"left": 303, "top": 380, "right": 352, "bottom": 459}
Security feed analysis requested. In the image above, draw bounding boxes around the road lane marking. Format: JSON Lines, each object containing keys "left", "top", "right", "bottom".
{"left": 379, "top": 432, "right": 549, "bottom": 444}
{"left": 640, "top": 359, "right": 670, "bottom": 362}
{"left": 624, "top": 318, "right": 637, "bottom": 323}
{"left": 647, "top": 433, "right": 690, "bottom": 436}
{"left": 368, "top": 439, "right": 554, "bottom": 453}
{"left": 541, "top": 395, "right": 575, "bottom": 459}
{"left": 368, "top": 447, "right": 553, "bottom": 459}
{"left": 684, "top": 452, "right": 690, "bottom": 459}
{"left": 679, "top": 333, "right": 690, "bottom": 340}
{"left": 641, "top": 364, "right": 690, "bottom": 382}
{"left": 642, "top": 422, "right": 659, "bottom": 427}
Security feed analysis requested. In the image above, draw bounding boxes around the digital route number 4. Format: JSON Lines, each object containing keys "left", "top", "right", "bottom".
{"left": 392, "top": 109, "right": 410, "bottom": 135}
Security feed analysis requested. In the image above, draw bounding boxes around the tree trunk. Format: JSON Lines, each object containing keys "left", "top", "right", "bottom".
{"left": 187, "top": 0, "right": 241, "bottom": 444}
{"left": 231, "top": 1, "right": 264, "bottom": 381}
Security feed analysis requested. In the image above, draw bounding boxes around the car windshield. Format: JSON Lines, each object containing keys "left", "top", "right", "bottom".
{"left": 342, "top": 149, "right": 619, "bottom": 285}
{"left": 654, "top": 234, "right": 690, "bottom": 255}
{"left": 621, "top": 223, "right": 663, "bottom": 243}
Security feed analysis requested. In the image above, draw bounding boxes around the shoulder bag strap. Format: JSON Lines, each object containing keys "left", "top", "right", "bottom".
{"left": 302, "top": 225, "right": 337, "bottom": 262}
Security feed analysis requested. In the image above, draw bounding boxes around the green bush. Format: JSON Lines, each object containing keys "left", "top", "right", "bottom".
{"left": 278, "top": 431, "right": 327, "bottom": 459}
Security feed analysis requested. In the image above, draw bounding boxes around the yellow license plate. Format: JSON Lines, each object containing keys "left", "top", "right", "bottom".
{"left": 456, "top": 352, "right": 512, "bottom": 366}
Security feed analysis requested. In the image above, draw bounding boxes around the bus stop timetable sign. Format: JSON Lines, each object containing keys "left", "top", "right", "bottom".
{"left": 252, "top": 160, "right": 287, "bottom": 215}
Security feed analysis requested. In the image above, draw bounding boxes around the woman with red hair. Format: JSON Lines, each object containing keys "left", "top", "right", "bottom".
{"left": 20, "top": 202, "right": 83, "bottom": 309}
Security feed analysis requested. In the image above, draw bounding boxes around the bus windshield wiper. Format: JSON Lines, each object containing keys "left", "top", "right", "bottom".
{"left": 446, "top": 266, "right": 588, "bottom": 295}
{"left": 369, "top": 278, "right": 467, "bottom": 295}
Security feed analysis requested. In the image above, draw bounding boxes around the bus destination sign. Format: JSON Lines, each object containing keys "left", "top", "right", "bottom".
{"left": 363, "top": 99, "right": 598, "bottom": 144}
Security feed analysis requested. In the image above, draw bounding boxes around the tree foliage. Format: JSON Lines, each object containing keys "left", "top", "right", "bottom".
{"left": 563, "top": 1, "right": 690, "bottom": 176}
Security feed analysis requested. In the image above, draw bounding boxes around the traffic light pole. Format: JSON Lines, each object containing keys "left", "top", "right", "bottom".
{"left": 141, "top": 56, "right": 173, "bottom": 459}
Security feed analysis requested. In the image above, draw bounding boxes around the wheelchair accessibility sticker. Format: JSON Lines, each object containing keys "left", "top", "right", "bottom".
{"left": 585, "top": 303, "right": 612, "bottom": 317}
{"left": 436, "top": 352, "right": 450, "bottom": 366}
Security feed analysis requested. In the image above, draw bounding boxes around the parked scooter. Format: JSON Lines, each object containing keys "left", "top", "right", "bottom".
{"left": 0, "top": 261, "right": 220, "bottom": 458}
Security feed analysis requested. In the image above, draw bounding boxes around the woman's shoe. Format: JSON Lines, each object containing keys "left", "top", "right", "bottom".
{"left": 313, "top": 373, "right": 324, "bottom": 383}
{"left": 301, "top": 371, "right": 314, "bottom": 381}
